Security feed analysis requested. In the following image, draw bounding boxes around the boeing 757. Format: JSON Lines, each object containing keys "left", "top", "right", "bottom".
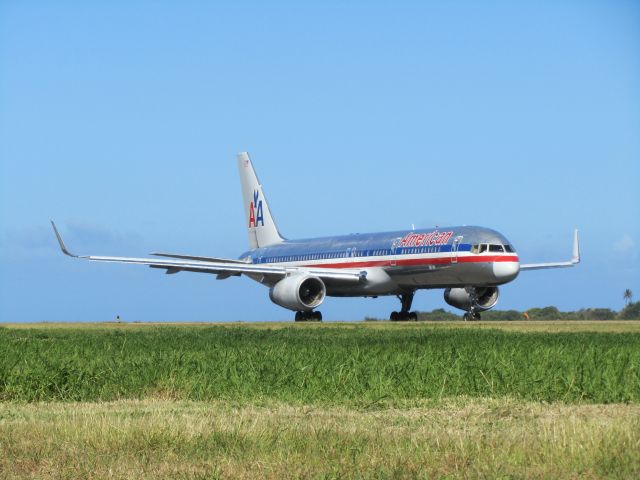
{"left": 52, "top": 152, "right": 580, "bottom": 321}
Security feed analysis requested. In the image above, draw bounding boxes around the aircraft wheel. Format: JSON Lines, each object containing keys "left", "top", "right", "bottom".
{"left": 409, "top": 312, "right": 418, "bottom": 321}
{"left": 463, "top": 312, "right": 471, "bottom": 322}
{"left": 472, "top": 311, "right": 481, "bottom": 321}
{"left": 295, "top": 311, "right": 322, "bottom": 321}
{"left": 390, "top": 311, "right": 399, "bottom": 321}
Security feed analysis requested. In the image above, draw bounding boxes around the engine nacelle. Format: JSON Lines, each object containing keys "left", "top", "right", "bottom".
{"left": 269, "top": 274, "right": 326, "bottom": 311}
{"left": 444, "top": 286, "right": 500, "bottom": 312}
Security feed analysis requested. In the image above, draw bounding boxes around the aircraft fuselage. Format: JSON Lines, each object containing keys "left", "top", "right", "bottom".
{"left": 241, "top": 225, "right": 519, "bottom": 296}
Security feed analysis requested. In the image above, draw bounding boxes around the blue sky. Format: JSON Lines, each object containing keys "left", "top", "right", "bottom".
{"left": 1, "top": 1, "right": 638, "bottom": 322}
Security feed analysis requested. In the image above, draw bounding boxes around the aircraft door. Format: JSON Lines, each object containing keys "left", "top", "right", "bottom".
{"left": 451, "top": 236, "right": 463, "bottom": 264}
{"left": 390, "top": 238, "right": 401, "bottom": 267}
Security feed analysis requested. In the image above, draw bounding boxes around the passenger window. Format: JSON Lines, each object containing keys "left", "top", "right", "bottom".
{"left": 489, "top": 244, "right": 504, "bottom": 252}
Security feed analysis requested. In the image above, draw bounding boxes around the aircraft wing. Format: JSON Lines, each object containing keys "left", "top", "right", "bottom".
{"left": 51, "top": 221, "right": 365, "bottom": 283}
{"left": 519, "top": 229, "right": 580, "bottom": 271}
{"left": 149, "top": 252, "right": 250, "bottom": 264}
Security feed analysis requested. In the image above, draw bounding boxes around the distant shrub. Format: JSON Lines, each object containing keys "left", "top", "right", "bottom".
{"left": 416, "top": 308, "right": 459, "bottom": 321}
{"left": 482, "top": 310, "right": 523, "bottom": 321}
{"left": 527, "top": 306, "right": 561, "bottom": 320}
{"left": 411, "top": 305, "right": 623, "bottom": 322}
{"left": 619, "top": 302, "right": 640, "bottom": 320}
{"left": 574, "top": 308, "right": 617, "bottom": 320}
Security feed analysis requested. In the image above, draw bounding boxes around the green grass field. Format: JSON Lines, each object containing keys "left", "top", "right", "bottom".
{"left": 1, "top": 321, "right": 639, "bottom": 478}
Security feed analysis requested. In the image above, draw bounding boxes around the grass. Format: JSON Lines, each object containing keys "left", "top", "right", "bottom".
{"left": 1, "top": 322, "right": 639, "bottom": 404}
{"left": 1, "top": 321, "right": 639, "bottom": 478}
{"left": 5, "top": 320, "right": 640, "bottom": 333}
{"left": 1, "top": 397, "right": 639, "bottom": 479}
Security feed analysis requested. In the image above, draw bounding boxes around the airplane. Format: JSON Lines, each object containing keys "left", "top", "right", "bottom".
{"left": 51, "top": 152, "right": 580, "bottom": 322}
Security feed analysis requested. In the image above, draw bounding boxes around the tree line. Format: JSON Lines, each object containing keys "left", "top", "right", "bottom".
{"left": 366, "top": 301, "right": 640, "bottom": 321}
{"left": 415, "top": 301, "right": 640, "bottom": 321}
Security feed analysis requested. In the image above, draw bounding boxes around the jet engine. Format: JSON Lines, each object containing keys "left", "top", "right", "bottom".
{"left": 444, "top": 286, "right": 500, "bottom": 312}
{"left": 269, "top": 274, "right": 326, "bottom": 311}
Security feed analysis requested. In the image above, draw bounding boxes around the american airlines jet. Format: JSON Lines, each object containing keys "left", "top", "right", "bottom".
{"left": 52, "top": 152, "right": 580, "bottom": 321}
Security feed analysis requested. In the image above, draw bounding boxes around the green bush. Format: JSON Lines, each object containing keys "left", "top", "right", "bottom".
{"left": 410, "top": 306, "right": 622, "bottom": 321}
{"left": 619, "top": 302, "right": 640, "bottom": 320}
{"left": 416, "top": 308, "right": 459, "bottom": 321}
{"left": 481, "top": 310, "right": 523, "bottom": 321}
{"left": 527, "top": 306, "right": 561, "bottom": 319}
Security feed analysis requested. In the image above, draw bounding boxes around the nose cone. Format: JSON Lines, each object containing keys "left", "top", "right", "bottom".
{"left": 493, "top": 260, "right": 520, "bottom": 283}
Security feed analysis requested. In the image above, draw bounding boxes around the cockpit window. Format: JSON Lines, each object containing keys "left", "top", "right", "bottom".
{"left": 489, "top": 244, "right": 504, "bottom": 252}
{"left": 504, "top": 244, "right": 514, "bottom": 253}
{"left": 479, "top": 244, "right": 488, "bottom": 254}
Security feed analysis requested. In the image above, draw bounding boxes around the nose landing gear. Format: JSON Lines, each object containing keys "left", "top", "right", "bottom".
{"left": 390, "top": 292, "right": 418, "bottom": 321}
{"left": 462, "top": 286, "right": 482, "bottom": 321}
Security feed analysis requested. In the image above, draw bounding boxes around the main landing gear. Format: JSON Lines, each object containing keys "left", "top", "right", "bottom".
{"left": 390, "top": 292, "right": 418, "bottom": 321}
{"left": 295, "top": 311, "right": 322, "bottom": 322}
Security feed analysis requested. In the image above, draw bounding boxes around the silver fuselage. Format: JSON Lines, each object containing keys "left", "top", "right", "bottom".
{"left": 241, "top": 225, "right": 520, "bottom": 296}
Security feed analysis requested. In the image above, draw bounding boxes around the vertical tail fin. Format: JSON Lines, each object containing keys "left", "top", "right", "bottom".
{"left": 237, "top": 152, "right": 285, "bottom": 249}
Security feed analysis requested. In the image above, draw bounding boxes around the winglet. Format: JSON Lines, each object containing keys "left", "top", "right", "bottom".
{"left": 572, "top": 229, "right": 580, "bottom": 264}
{"left": 50, "top": 220, "right": 78, "bottom": 257}
{"left": 520, "top": 228, "right": 581, "bottom": 271}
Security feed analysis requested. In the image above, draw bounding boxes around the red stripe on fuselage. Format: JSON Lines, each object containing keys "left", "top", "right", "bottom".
{"left": 298, "top": 255, "right": 519, "bottom": 269}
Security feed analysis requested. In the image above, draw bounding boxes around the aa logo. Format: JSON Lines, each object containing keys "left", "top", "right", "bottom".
{"left": 249, "top": 190, "right": 264, "bottom": 227}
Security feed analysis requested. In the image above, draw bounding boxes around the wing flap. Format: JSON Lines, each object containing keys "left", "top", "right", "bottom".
{"left": 150, "top": 252, "right": 250, "bottom": 264}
